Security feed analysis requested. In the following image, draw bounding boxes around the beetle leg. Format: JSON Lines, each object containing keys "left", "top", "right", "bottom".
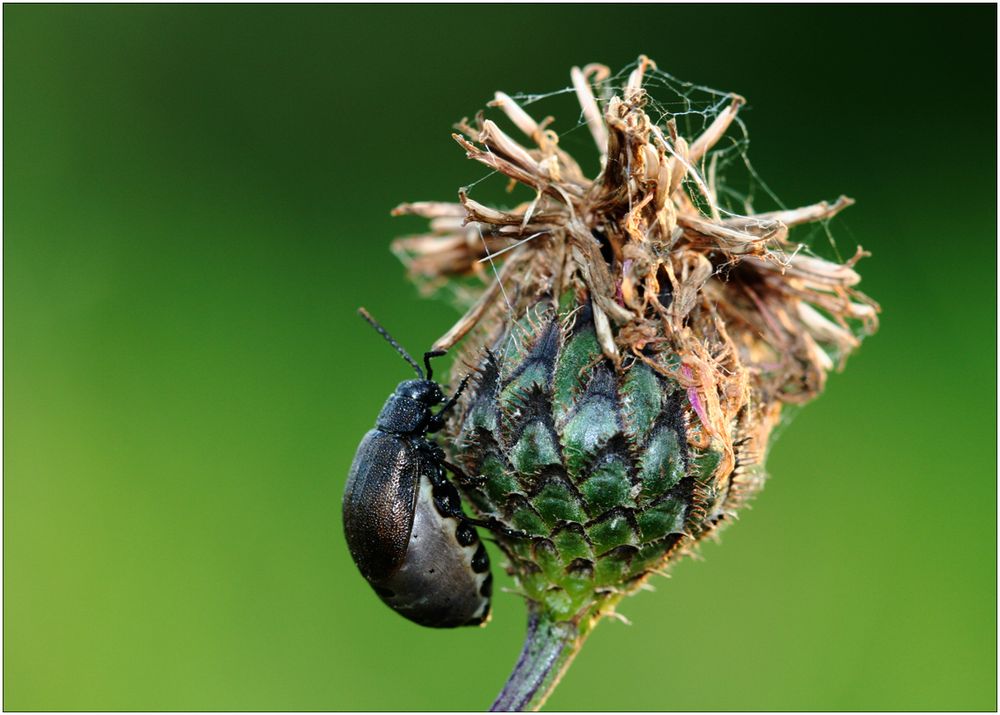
{"left": 425, "top": 375, "right": 471, "bottom": 434}
{"left": 440, "top": 374, "right": 472, "bottom": 414}
{"left": 430, "top": 459, "right": 530, "bottom": 541}
{"left": 441, "top": 459, "right": 486, "bottom": 489}
{"left": 425, "top": 413, "right": 445, "bottom": 433}
{"left": 465, "top": 515, "right": 532, "bottom": 541}
{"left": 439, "top": 464, "right": 531, "bottom": 540}
{"left": 424, "top": 461, "right": 472, "bottom": 518}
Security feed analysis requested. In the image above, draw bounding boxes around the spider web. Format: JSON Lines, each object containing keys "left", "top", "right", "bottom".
{"left": 412, "top": 58, "right": 854, "bottom": 333}
{"left": 460, "top": 60, "right": 845, "bottom": 260}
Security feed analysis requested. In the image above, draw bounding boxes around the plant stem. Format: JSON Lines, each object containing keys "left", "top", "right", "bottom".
{"left": 490, "top": 608, "right": 582, "bottom": 712}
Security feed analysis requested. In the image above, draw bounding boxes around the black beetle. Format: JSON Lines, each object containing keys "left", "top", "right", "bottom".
{"left": 343, "top": 308, "right": 501, "bottom": 628}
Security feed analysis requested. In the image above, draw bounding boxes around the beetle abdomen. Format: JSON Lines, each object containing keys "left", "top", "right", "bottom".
{"left": 375, "top": 476, "right": 492, "bottom": 628}
{"left": 343, "top": 430, "right": 491, "bottom": 628}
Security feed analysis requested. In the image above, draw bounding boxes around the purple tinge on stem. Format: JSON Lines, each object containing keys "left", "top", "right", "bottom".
{"left": 490, "top": 611, "right": 579, "bottom": 712}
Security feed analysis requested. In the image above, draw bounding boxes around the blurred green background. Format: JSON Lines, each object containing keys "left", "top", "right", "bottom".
{"left": 4, "top": 4, "right": 996, "bottom": 711}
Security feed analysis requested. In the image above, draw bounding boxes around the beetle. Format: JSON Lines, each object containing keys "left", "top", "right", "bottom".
{"left": 342, "top": 308, "right": 503, "bottom": 628}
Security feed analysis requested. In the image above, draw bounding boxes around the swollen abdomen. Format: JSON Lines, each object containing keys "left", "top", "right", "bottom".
{"left": 375, "top": 476, "right": 492, "bottom": 628}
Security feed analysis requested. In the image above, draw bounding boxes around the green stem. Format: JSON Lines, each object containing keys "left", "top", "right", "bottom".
{"left": 490, "top": 608, "right": 583, "bottom": 712}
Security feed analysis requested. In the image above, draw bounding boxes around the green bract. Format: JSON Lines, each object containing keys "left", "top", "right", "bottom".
{"left": 454, "top": 308, "right": 725, "bottom": 626}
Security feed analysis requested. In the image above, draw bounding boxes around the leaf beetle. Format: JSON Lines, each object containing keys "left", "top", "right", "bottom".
{"left": 343, "top": 308, "right": 513, "bottom": 628}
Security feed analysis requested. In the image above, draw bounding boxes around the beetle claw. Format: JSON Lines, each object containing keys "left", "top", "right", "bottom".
{"left": 441, "top": 459, "right": 484, "bottom": 488}
{"left": 466, "top": 516, "right": 531, "bottom": 541}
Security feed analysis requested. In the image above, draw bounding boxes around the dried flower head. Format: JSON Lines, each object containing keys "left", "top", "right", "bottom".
{"left": 391, "top": 56, "right": 879, "bottom": 711}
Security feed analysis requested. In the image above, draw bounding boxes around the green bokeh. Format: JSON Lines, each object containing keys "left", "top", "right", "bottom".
{"left": 4, "top": 5, "right": 995, "bottom": 711}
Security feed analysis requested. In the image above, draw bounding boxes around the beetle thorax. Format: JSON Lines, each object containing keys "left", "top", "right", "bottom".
{"left": 374, "top": 395, "right": 429, "bottom": 434}
{"left": 373, "top": 380, "right": 444, "bottom": 435}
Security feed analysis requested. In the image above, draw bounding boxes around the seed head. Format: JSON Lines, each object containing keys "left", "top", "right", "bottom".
{"left": 391, "top": 55, "right": 878, "bottom": 649}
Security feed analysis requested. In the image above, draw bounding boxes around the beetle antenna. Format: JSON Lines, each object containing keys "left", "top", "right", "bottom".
{"left": 423, "top": 350, "right": 446, "bottom": 381}
{"left": 358, "top": 307, "right": 423, "bottom": 378}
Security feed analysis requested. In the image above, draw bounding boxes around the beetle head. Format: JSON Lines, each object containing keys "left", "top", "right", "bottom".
{"left": 397, "top": 379, "right": 444, "bottom": 406}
